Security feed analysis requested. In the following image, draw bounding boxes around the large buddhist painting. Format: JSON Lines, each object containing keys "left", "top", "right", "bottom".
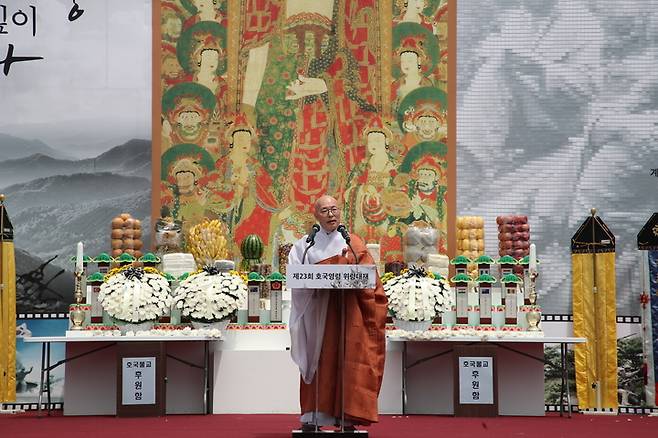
{"left": 156, "top": 0, "right": 453, "bottom": 262}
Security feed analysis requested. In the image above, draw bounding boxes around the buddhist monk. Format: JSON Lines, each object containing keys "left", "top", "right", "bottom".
{"left": 288, "top": 194, "right": 388, "bottom": 432}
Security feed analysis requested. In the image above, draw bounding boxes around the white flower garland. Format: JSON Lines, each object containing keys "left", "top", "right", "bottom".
{"left": 98, "top": 269, "right": 172, "bottom": 323}
{"left": 387, "top": 328, "right": 544, "bottom": 341}
{"left": 383, "top": 269, "right": 453, "bottom": 321}
{"left": 174, "top": 271, "right": 247, "bottom": 321}
{"left": 67, "top": 327, "right": 223, "bottom": 339}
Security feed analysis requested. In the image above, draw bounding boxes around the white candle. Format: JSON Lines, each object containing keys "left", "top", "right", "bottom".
{"left": 76, "top": 241, "right": 84, "bottom": 273}
{"left": 529, "top": 243, "right": 537, "bottom": 273}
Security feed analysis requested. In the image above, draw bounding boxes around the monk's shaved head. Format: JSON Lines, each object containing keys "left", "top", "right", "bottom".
{"left": 313, "top": 195, "right": 341, "bottom": 232}
{"left": 314, "top": 195, "right": 337, "bottom": 213}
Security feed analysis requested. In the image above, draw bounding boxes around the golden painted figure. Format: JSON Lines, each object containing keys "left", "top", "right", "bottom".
{"left": 239, "top": 0, "right": 380, "bottom": 222}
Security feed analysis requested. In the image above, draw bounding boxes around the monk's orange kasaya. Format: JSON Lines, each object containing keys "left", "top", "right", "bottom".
{"left": 299, "top": 234, "right": 388, "bottom": 425}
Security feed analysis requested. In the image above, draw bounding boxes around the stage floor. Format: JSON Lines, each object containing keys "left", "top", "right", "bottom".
{"left": 1, "top": 412, "right": 657, "bottom": 438}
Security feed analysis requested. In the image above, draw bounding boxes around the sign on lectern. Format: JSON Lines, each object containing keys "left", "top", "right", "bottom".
{"left": 285, "top": 264, "right": 376, "bottom": 289}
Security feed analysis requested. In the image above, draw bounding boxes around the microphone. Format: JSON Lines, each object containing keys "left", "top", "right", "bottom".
{"left": 306, "top": 223, "right": 321, "bottom": 244}
{"left": 302, "top": 224, "right": 321, "bottom": 264}
{"left": 336, "top": 224, "right": 351, "bottom": 244}
{"left": 336, "top": 224, "right": 357, "bottom": 263}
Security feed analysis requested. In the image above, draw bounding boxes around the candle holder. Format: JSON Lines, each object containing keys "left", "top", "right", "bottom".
{"left": 526, "top": 271, "right": 541, "bottom": 331}
{"left": 69, "top": 271, "right": 86, "bottom": 330}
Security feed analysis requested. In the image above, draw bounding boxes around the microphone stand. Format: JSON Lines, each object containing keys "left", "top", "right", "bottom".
{"left": 346, "top": 242, "right": 358, "bottom": 265}
{"left": 300, "top": 234, "right": 320, "bottom": 432}
{"left": 339, "top": 228, "right": 357, "bottom": 434}
{"left": 301, "top": 240, "right": 315, "bottom": 265}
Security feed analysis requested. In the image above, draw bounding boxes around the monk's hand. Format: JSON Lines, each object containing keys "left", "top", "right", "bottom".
{"left": 342, "top": 247, "right": 357, "bottom": 264}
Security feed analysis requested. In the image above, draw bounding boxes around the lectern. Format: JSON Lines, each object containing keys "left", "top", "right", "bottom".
{"left": 287, "top": 263, "right": 375, "bottom": 436}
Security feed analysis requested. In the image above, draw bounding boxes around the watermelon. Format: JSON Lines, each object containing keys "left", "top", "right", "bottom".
{"left": 240, "top": 234, "right": 264, "bottom": 262}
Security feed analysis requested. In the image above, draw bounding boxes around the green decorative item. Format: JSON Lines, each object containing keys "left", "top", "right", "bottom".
{"left": 94, "top": 252, "right": 113, "bottom": 262}
{"left": 94, "top": 252, "right": 113, "bottom": 266}
{"left": 139, "top": 252, "right": 161, "bottom": 266}
{"left": 497, "top": 255, "right": 518, "bottom": 265}
{"left": 475, "top": 273, "right": 497, "bottom": 284}
{"left": 473, "top": 255, "right": 496, "bottom": 265}
{"left": 247, "top": 272, "right": 265, "bottom": 282}
{"left": 266, "top": 271, "right": 285, "bottom": 282}
{"left": 449, "top": 255, "right": 472, "bottom": 265}
{"left": 501, "top": 273, "right": 523, "bottom": 284}
{"left": 240, "top": 234, "right": 264, "bottom": 270}
{"left": 86, "top": 272, "right": 105, "bottom": 283}
{"left": 115, "top": 253, "right": 136, "bottom": 265}
{"left": 450, "top": 273, "right": 472, "bottom": 284}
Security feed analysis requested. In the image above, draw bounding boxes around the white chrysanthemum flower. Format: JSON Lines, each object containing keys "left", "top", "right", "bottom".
{"left": 383, "top": 270, "right": 453, "bottom": 322}
{"left": 98, "top": 269, "right": 172, "bottom": 323}
{"left": 173, "top": 271, "right": 247, "bottom": 322}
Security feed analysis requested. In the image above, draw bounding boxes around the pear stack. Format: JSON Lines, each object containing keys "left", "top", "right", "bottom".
{"left": 110, "top": 213, "right": 143, "bottom": 259}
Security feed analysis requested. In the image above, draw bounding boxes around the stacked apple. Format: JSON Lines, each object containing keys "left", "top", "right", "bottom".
{"left": 110, "top": 213, "right": 143, "bottom": 259}
{"left": 496, "top": 215, "right": 530, "bottom": 261}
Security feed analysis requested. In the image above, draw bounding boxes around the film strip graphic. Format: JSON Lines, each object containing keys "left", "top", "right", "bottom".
{"left": 541, "top": 314, "right": 641, "bottom": 324}
{"left": 17, "top": 313, "right": 68, "bottom": 319}
{"left": 545, "top": 405, "right": 658, "bottom": 415}
{"left": 7, "top": 403, "right": 658, "bottom": 413}
{"left": 1, "top": 402, "right": 63, "bottom": 411}
{"left": 17, "top": 313, "right": 643, "bottom": 323}
{"left": 545, "top": 404, "right": 579, "bottom": 413}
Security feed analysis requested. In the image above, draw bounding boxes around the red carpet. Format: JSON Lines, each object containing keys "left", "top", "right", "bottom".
{"left": 1, "top": 413, "right": 657, "bottom": 438}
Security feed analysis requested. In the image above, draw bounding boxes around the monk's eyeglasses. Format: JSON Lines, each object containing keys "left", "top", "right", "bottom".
{"left": 319, "top": 207, "right": 339, "bottom": 216}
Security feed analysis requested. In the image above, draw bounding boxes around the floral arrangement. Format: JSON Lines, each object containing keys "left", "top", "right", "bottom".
{"left": 387, "top": 326, "right": 543, "bottom": 341}
{"left": 383, "top": 266, "right": 453, "bottom": 322}
{"left": 173, "top": 266, "right": 247, "bottom": 322}
{"left": 70, "top": 327, "right": 223, "bottom": 338}
{"left": 98, "top": 266, "right": 172, "bottom": 323}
